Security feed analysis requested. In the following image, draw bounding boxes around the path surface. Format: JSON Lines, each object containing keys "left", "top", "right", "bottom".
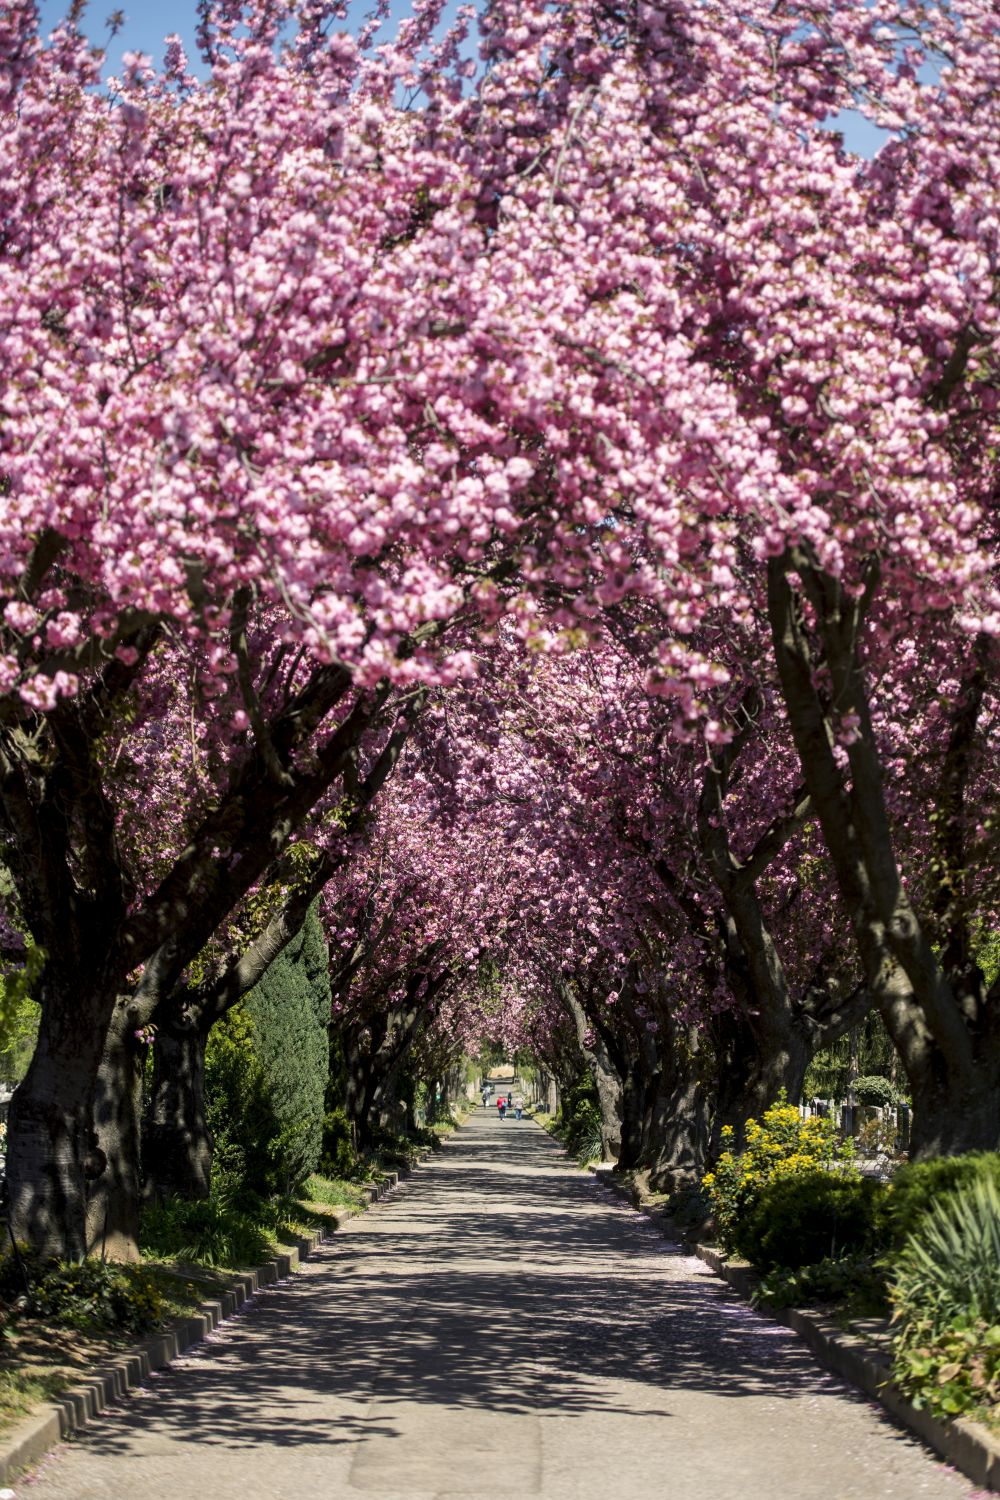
{"left": 21, "top": 1113, "right": 974, "bottom": 1500}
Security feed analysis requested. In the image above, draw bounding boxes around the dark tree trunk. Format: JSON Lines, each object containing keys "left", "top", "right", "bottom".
{"left": 615, "top": 1054, "right": 650, "bottom": 1173}
{"left": 563, "top": 987, "right": 622, "bottom": 1160}
{"left": 143, "top": 1019, "right": 214, "bottom": 1205}
{"left": 708, "top": 1003, "right": 813, "bottom": 1152}
{"left": 84, "top": 999, "right": 147, "bottom": 1261}
{"left": 768, "top": 553, "right": 1000, "bottom": 1156}
{"left": 638, "top": 1021, "right": 709, "bottom": 1191}
{"left": 6, "top": 974, "right": 118, "bottom": 1261}
{"left": 646, "top": 1072, "right": 710, "bottom": 1192}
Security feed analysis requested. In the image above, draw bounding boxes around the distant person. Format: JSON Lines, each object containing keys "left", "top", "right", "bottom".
{"left": 481, "top": 1086, "right": 489, "bottom": 1108}
{"left": 497, "top": 1097, "right": 506, "bottom": 1120}
{"left": 514, "top": 1094, "right": 524, "bottom": 1120}
{"left": 507, "top": 1091, "right": 513, "bottom": 1108}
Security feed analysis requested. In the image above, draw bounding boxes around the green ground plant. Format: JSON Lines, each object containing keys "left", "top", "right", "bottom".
{"left": 753, "top": 1253, "right": 888, "bottom": 1315}
{"left": 141, "top": 1194, "right": 275, "bottom": 1268}
{"left": 891, "top": 1176, "right": 1000, "bottom": 1425}
{"left": 550, "top": 1073, "right": 603, "bottom": 1163}
{"left": 0, "top": 1251, "right": 164, "bottom": 1338}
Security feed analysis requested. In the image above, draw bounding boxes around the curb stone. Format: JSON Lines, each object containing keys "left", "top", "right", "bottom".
{"left": 0, "top": 1170, "right": 401, "bottom": 1487}
{"left": 590, "top": 1164, "right": 1000, "bottom": 1493}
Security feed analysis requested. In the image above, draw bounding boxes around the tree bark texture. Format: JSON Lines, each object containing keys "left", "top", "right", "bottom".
{"left": 143, "top": 1019, "right": 214, "bottom": 1205}
{"left": 768, "top": 552, "right": 1000, "bottom": 1155}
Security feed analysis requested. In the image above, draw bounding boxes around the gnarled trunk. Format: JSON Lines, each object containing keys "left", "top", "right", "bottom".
{"left": 143, "top": 1019, "right": 214, "bottom": 1205}
{"left": 6, "top": 975, "right": 118, "bottom": 1261}
{"left": 768, "top": 553, "right": 1000, "bottom": 1157}
{"left": 85, "top": 1000, "right": 145, "bottom": 1262}
{"left": 640, "top": 1021, "right": 709, "bottom": 1191}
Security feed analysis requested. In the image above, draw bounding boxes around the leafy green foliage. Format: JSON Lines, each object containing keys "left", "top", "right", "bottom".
{"left": 892, "top": 1176, "right": 1000, "bottom": 1331}
{"left": 702, "top": 1099, "right": 858, "bottom": 1255}
{"left": 244, "top": 905, "right": 330, "bottom": 1192}
{"left": 891, "top": 1177, "right": 1000, "bottom": 1423}
{"left": 754, "top": 1253, "right": 889, "bottom": 1314}
{"left": 0, "top": 944, "right": 43, "bottom": 1084}
{"left": 141, "top": 1194, "right": 273, "bottom": 1268}
{"left": 803, "top": 1011, "right": 898, "bottom": 1102}
{"left": 851, "top": 1075, "right": 902, "bottom": 1108}
{"left": 0, "top": 1253, "right": 163, "bottom": 1335}
{"left": 893, "top": 1318, "right": 1000, "bottom": 1423}
{"left": 205, "top": 905, "right": 331, "bottom": 1199}
{"left": 734, "top": 1170, "right": 885, "bottom": 1272}
{"left": 555, "top": 1073, "right": 603, "bottom": 1162}
{"left": 880, "top": 1152, "right": 1000, "bottom": 1251}
{"left": 319, "top": 1106, "right": 355, "bottom": 1179}
{"left": 204, "top": 1006, "right": 274, "bottom": 1197}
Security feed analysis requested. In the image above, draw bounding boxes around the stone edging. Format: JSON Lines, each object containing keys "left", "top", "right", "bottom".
{"left": 591, "top": 1166, "right": 1000, "bottom": 1494}
{"left": 0, "top": 1171, "right": 400, "bottom": 1487}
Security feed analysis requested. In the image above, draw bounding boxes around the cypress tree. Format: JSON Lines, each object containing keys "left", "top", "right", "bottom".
{"left": 206, "top": 904, "right": 330, "bottom": 1197}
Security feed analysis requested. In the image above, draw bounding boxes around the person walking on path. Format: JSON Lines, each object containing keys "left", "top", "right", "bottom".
{"left": 497, "top": 1096, "right": 506, "bottom": 1120}
{"left": 481, "top": 1085, "right": 489, "bottom": 1108}
{"left": 514, "top": 1093, "right": 523, "bottom": 1120}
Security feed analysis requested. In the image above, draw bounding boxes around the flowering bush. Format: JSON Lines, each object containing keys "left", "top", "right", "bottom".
{"left": 702, "top": 1100, "right": 857, "bottom": 1255}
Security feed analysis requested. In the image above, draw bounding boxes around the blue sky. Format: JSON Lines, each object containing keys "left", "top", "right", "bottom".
{"left": 35, "top": 0, "right": 433, "bottom": 70}
{"left": 35, "top": 0, "right": 889, "bottom": 157}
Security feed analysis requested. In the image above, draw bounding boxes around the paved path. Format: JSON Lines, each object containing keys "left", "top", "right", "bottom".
{"left": 20, "top": 1113, "right": 974, "bottom": 1500}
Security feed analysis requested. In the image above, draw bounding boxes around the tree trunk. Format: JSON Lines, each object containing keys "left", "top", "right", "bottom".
{"left": 6, "top": 976, "right": 117, "bottom": 1261}
{"left": 143, "top": 1020, "right": 214, "bottom": 1205}
{"left": 615, "top": 1053, "right": 650, "bottom": 1173}
{"left": 768, "top": 554, "right": 1000, "bottom": 1156}
{"left": 646, "top": 1071, "right": 710, "bottom": 1192}
{"left": 708, "top": 1003, "right": 813, "bottom": 1152}
{"left": 563, "top": 988, "right": 622, "bottom": 1160}
{"left": 636, "top": 1021, "right": 709, "bottom": 1191}
{"left": 85, "top": 999, "right": 145, "bottom": 1262}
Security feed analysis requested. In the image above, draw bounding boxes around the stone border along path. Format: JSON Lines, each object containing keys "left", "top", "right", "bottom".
{"left": 0, "top": 1170, "right": 401, "bottom": 1488}
{"left": 6, "top": 1112, "right": 982, "bottom": 1500}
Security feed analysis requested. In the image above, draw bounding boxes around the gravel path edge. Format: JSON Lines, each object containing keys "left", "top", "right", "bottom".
{"left": 590, "top": 1164, "right": 1000, "bottom": 1494}
{"left": 0, "top": 1172, "right": 401, "bottom": 1488}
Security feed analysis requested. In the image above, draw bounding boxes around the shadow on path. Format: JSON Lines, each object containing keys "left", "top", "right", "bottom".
{"left": 23, "top": 1111, "right": 972, "bottom": 1500}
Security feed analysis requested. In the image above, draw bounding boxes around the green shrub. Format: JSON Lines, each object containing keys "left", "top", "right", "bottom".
{"left": 892, "top": 1175, "right": 1000, "bottom": 1331}
{"left": 142, "top": 1194, "right": 273, "bottom": 1268}
{"left": 555, "top": 1073, "right": 604, "bottom": 1161}
{"left": 243, "top": 905, "right": 330, "bottom": 1192}
{"left": 205, "top": 905, "right": 331, "bottom": 1200}
{"left": 891, "top": 1177, "right": 1000, "bottom": 1423}
{"left": 319, "top": 1106, "right": 355, "bottom": 1179}
{"left": 880, "top": 1152, "right": 1000, "bottom": 1250}
{"left": 10, "top": 1259, "right": 163, "bottom": 1334}
{"left": 205, "top": 1006, "right": 274, "bottom": 1196}
{"left": 734, "top": 1170, "right": 885, "bottom": 1272}
{"left": 702, "top": 1099, "right": 858, "bottom": 1255}
{"left": 851, "top": 1075, "right": 902, "bottom": 1108}
{"left": 754, "top": 1253, "right": 888, "bottom": 1314}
